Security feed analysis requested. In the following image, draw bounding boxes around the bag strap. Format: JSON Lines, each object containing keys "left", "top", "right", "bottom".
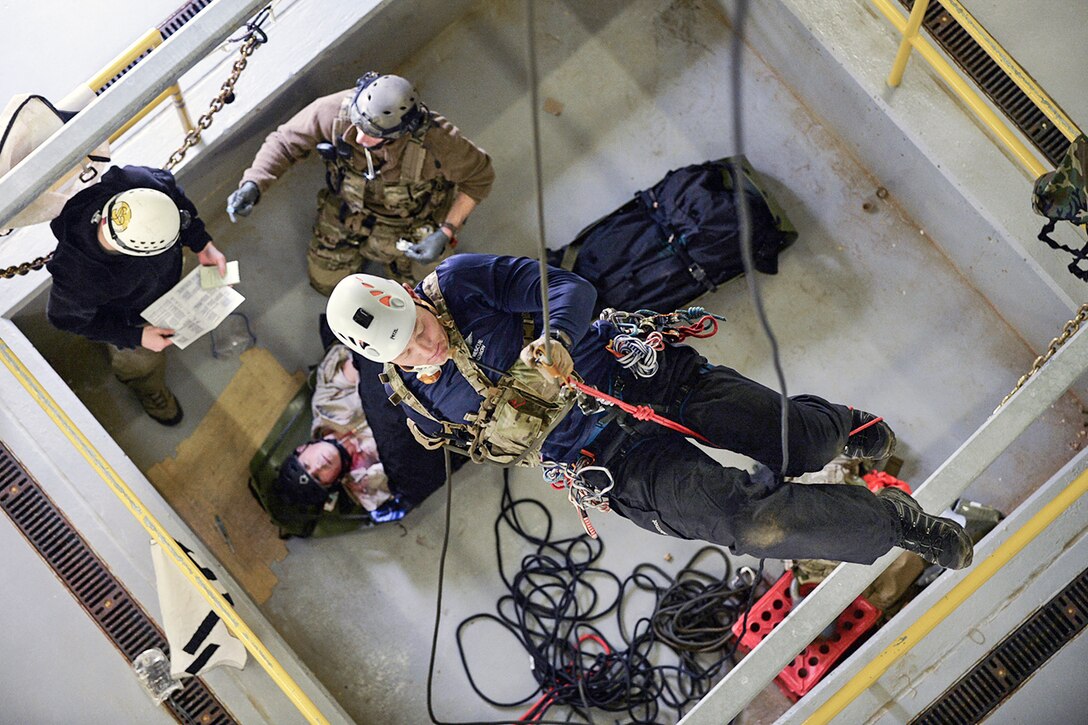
{"left": 422, "top": 272, "right": 498, "bottom": 397}
{"left": 1037, "top": 218, "right": 1088, "bottom": 282}
{"left": 638, "top": 187, "right": 717, "bottom": 295}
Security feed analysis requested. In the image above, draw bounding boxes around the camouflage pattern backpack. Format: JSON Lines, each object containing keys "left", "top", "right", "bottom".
{"left": 1032, "top": 134, "right": 1088, "bottom": 281}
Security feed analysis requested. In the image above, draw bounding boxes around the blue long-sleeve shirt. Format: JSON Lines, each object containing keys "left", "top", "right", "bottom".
{"left": 46, "top": 165, "right": 212, "bottom": 348}
{"left": 388, "top": 254, "right": 619, "bottom": 463}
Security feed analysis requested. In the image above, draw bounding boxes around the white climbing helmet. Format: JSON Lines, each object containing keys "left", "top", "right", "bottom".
{"left": 99, "top": 188, "right": 181, "bottom": 256}
{"left": 348, "top": 72, "right": 425, "bottom": 139}
{"left": 326, "top": 274, "right": 417, "bottom": 362}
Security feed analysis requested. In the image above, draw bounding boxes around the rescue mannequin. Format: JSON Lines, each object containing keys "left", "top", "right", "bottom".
{"left": 46, "top": 165, "right": 228, "bottom": 425}
{"left": 325, "top": 254, "right": 973, "bottom": 570}
{"left": 227, "top": 72, "right": 495, "bottom": 292}
{"left": 275, "top": 343, "right": 410, "bottom": 523}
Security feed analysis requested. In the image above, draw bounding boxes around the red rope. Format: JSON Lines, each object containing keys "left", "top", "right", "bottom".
{"left": 568, "top": 379, "right": 712, "bottom": 445}
{"left": 516, "top": 634, "right": 612, "bottom": 722}
{"left": 849, "top": 414, "right": 884, "bottom": 437}
{"left": 677, "top": 314, "right": 719, "bottom": 339}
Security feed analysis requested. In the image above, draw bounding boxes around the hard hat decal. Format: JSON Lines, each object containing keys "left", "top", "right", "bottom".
{"left": 110, "top": 201, "right": 132, "bottom": 231}
{"left": 360, "top": 281, "right": 406, "bottom": 308}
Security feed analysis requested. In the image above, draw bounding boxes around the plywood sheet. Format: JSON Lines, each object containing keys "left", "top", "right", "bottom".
{"left": 147, "top": 347, "right": 305, "bottom": 604}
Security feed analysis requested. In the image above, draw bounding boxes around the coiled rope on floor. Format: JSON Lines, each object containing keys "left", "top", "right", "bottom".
{"left": 452, "top": 471, "right": 761, "bottom": 724}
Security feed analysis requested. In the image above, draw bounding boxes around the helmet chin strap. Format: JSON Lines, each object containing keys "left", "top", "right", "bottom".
{"left": 362, "top": 146, "right": 378, "bottom": 180}
{"left": 393, "top": 295, "right": 448, "bottom": 383}
{"left": 327, "top": 437, "right": 353, "bottom": 481}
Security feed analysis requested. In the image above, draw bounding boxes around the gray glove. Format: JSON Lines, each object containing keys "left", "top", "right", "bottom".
{"left": 226, "top": 181, "right": 260, "bottom": 220}
{"left": 404, "top": 228, "right": 450, "bottom": 264}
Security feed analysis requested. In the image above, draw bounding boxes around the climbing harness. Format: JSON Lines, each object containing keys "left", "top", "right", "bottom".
{"left": 381, "top": 273, "right": 582, "bottom": 468}
{"left": 995, "top": 302, "right": 1088, "bottom": 412}
{"left": 164, "top": 5, "right": 272, "bottom": 171}
{"left": 525, "top": 307, "right": 728, "bottom": 536}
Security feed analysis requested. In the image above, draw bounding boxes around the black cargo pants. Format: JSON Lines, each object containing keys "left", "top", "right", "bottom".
{"left": 584, "top": 345, "right": 897, "bottom": 564}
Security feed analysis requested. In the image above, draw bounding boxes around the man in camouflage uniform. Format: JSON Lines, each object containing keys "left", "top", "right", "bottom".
{"left": 227, "top": 72, "right": 494, "bottom": 293}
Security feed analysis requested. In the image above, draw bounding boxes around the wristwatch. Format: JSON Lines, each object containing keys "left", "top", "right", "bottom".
{"left": 547, "top": 329, "right": 572, "bottom": 347}
{"left": 439, "top": 221, "right": 459, "bottom": 248}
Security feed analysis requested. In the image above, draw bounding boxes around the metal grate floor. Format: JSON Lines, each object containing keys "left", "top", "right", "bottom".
{"left": 912, "top": 565, "right": 1088, "bottom": 724}
{"left": 0, "top": 441, "right": 237, "bottom": 725}
{"left": 899, "top": 0, "right": 1070, "bottom": 166}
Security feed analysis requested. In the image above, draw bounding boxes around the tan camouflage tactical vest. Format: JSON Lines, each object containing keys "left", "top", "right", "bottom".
{"left": 330, "top": 98, "right": 453, "bottom": 223}
{"left": 380, "top": 273, "right": 582, "bottom": 467}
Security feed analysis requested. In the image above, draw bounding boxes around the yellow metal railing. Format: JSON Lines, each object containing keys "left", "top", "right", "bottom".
{"left": 875, "top": 0, "right": 1083, "bottom": 178}
{"left": 87, "top": 29, "right": 195, "bottom": 144}
{"left": 933, "top": 0, "right": 1079, "bottom": 143}
{"left": 806, "top": 464, "right": 1088, "bottom": 724}
{"left": 0, "top": 338, "right": 331, "bottom": 725}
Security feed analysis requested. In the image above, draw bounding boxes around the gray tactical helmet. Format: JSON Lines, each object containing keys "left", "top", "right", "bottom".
{"left": 348, "top": 72, "right": 426, "bottom": 139}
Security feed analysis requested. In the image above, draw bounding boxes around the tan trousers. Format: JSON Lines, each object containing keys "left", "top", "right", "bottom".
{"left": 107, "top": 344, "right": 176, "bottom": 419}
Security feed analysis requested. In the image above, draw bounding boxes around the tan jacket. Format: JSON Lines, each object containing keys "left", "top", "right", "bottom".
{"left": 240, "top": 88, "right": 495, "bottom": 202}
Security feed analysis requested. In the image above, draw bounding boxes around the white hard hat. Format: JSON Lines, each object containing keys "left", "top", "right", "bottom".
{"left": 100, "top": 188, "right": 181, "bottom": 256}
{"left": 326, "top": 274, "right": 417, "bottom": 362}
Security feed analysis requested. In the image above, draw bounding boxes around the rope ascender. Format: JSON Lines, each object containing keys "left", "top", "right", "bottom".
{"left": 0, "top": 5, "right": 272, "bottom": 280}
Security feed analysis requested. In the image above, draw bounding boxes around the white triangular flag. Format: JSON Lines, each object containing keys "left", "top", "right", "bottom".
{"left": 150, "top": 539, "right": 247, "bottom": 677}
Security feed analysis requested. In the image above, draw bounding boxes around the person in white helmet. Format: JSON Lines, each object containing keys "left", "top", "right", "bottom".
{"left": 226, "top": 72, "right": 494, "bottom": 293}
{"left": 46, "top": 165, "right": 228, "bottom": 425}
{"left": 325, "top": 254, "right": 974, "bottom": 571}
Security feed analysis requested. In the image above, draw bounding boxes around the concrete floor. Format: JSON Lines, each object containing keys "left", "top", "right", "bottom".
{"left": 12, "top": 0, "right": 1085, "bottom": 722}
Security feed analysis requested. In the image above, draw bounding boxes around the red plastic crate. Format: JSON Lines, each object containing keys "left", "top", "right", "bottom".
{"left": 862, "top": 470, "right": 912, "bottom": 495}
{"left": 732, "top": 571, "right": 882, "bottom": 700}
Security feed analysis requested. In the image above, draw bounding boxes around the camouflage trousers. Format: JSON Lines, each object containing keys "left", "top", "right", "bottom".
{"left": 307, "top": 189, "right": 454, "bottom": 295}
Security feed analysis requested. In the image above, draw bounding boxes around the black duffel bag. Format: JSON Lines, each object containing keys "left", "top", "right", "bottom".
{"left": 551, "top": 156, "right": 797, "bottom": 313}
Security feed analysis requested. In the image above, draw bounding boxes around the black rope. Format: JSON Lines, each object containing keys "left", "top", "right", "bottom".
{"left": 450, "top": 472, "right": 761, "bottom": 724}
{"left": 727, "top": 0, "right": 790, "bottom": 477}
{"left": 228, "top": 4, "right": 272, "bottom": 45}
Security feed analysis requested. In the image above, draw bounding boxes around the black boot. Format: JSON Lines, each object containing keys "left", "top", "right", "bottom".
{"left": 844, "top": 408, "right": 897, "bottom": 460}
{"left": 879, "top": 487, "right": 973, "bottom": 570}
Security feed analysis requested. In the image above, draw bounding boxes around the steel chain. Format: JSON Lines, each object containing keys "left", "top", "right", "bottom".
{"left": 164, "top": 34, "right": 261, "bottom": 171}
{"left": 0, "top": 8, "right": 271, "bottom": 280}
{"left": 0, "top": 253, "right": 54, "bottom": 278}
{"left": 996, "top": 303, "right": 1088, "bottom": 410}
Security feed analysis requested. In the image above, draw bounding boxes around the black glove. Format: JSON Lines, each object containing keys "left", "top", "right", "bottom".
{"left": 370, "top": 495, "right": 413, "bottom": 524}
{"left": 404, "top": 228, "right": 450, "bottom": 264}
{"left": 226, "top": 181, "right": 260, "bottom": 220}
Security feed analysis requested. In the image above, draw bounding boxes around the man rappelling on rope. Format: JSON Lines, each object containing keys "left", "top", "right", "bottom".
{"left": 325, "top": 253, "right": 973, "bottom": 570}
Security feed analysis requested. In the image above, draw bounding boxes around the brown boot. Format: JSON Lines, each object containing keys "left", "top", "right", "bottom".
{"left": 138, "top": 388, "right": 184, "bottom": 426}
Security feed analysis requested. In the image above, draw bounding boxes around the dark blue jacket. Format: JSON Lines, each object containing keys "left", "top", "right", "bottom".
{"left": 46, "top": 165, "right": 211, "bottom": 348}
{"left": 389, "top": 254, "right": 619, "bottom": 463}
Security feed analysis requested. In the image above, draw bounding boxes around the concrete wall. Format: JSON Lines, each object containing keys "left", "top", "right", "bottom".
{"left": 716, "top": 0, "right": 1086, "bottom": 355}
{"left": 0, "top": 0, "right": 183, "bottom": 105}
